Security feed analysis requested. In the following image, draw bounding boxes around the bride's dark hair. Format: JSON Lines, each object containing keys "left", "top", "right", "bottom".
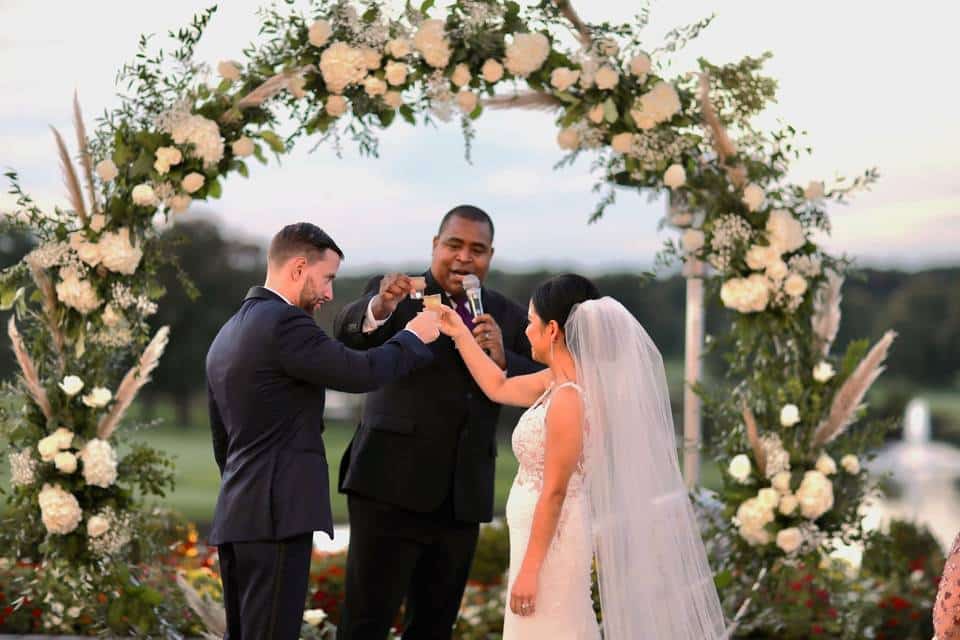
{"left": 531, "top": 274, "right": 601, "bottom": 331}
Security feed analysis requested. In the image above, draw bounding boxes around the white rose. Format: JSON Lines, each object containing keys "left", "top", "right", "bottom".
{"left": 720, "top": 275, "right": 771, "bottom": 314}
{"left": 504, "top": 32, "right": 550, "bottom": 77}
{"left": 55, "top": 265, "right": 101, "bottom": 315}
{"left": 59, "top": 375, "right": 84, "bottom": 397}
{"left": 742, "top": 184, "right": 765, "bottom": 212}
{"left": 664, "top": 164, "right": 686, "bottom": 189}
{"left": 745, "top": 244, "right": 781, "bottom": 271}
{"left": 630, "top": 81, "right": 681, "bottom": 129}
{"left": 383, "top": 91, "right": 403, "bottom": 109}
{"left": 153, "top": 147, "right": 183, "bottom": 175}
{"left": 363, "top": 76, "right": 387, "bottom": 97}
{"left": 813, "top": 361, "right": 836, "bottom": 383}
{"left": 796, "top": 470, "right": 834, "bottom": 520}
{"left": 96, "top": 159, "right": 118, "bottom": 182}
{"left": 735, "top": 498, "right": 774, "bottom": 546}
{"left": 360, "top": 47, "right": 382, "bottom": 71}
{"left": 784, "top": 273, "right": 808, "bottom": 298}
{"left": 326, "top": 95, "right": 348, "bottom": 117}
{"left": 772, "top": 471, "right": 793, "bottom": 494}
{"left": 457, "top": 90, "right": 479, "bottom": 114}
{"left": 414, "top": 20, "right": 452, "bottom": 69}
{"left": 610, "top": 132, "right": 634, "bottom": 154}
{"left": 682, "top": 229, "right": 705, "bottom": 254}
{"left": 780, "top": 404, "right": 801, "bottom": 427}
{"left": 89, "top": 213, "right": 106, "bottom": 233}
{"left": 131, "top": 184, "right": 157, "bottom": 207}
{"left": 386, "top": 38, "right": 412, "bottom": 59}
{"left": 629, "top": 53, "right": 651, "bottom": 77}
{"left": 80, "top": 439, "right": 118, "bottom": 488}
{"left": 303, "top": 608, "right": 328, "bottom": 626}
{"left": 82, "top": 387, "right": 112, "bottom": 409}
{"left": 170, "top": 114, "right": 224, "bottom": 168}
{"left": 841, "top": 454, "right": 861, "bottom": 475}
{"left": 98, "top": 227, "right": 142, "bottom": 275}
{"left": 54, "top": 452, "right": 77, "bottom": 474}
{"left": 481, "top": 59, "right": 504, "bottom": 83}
{"left": 816, "top": 453, "right": 837, "bottom": 476}
{"left": 217, "top": 60, "right": 241, "bottom": 81}
{"left": 779, "top": 494, "right": 799, "bottom": 516}
{"left": 38, "top": 483, "right": 82, "bottom": 535}
{"left": 385, "top": 61, "right": 408, "bottom": 86}
{"left": 232, "top": 136, "right": 255, "bottom": 157}
{"left": 776, "top": 527, "right": 804, "bottom": 554}
{"left": 87, "top": 514, "right": 110, "bottom": 538}
{"left": 767, "top": 209, "right": 806, "bottom": 253}
{"left": 757, "top": 488, "right": 780, "bottom": 510}
{"left": 594, "top": 66, "right": 619, "bottom": 90}
{"left": 804, "top": 180, "right": 825, "bottom": 201}
{"left": 451, "top": 63, "right": 472, "bottom": 87}
{"left": 69, "top": 232, "right": 102, "bottom": 267}
{"left": 320, "top": 42, "right": 367, "bottom": 94}
{"left": 308, "top": 20, "right": 332, "bottom": 48}
{"left": 38, "top": 436, "right": 60, "bottom": 462}
{"left": 169, "top": 194, "right": 192, "bottom": 214}
{"left": 102, "top": 304, "right": 123, "bottom": 328}
{"left": 557, "top": 127, "right": 580, "bottom": 151}
{"left": 728, "top": 454, "right": 752, "bottom": 483}
{"left": 181, "top": 172, "right": 205, "bottom": 194}
{"left": 587, "top": 104, "right": 605, "bottom": 124}
{"left": 766, "top": 259, "right": 789, "bottom": 282}
{"left": 550, "top": 67, "right": 580, "bottom": 92}
{"left": 52, "top": 427, "right": 74, "bottom": 450}
{"left": 740, "top": 525, "right": 772, "bottom": 546}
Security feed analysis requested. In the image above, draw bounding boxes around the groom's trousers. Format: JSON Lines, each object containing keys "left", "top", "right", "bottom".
{"left": 338, "top": 495, "right": 480, "bottom": 640}
{"left": 218, "top": 532, "right": 313, "bottom": 640}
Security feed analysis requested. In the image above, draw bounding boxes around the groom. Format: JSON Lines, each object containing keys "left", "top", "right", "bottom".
{"left": 206, "top": 223, "right": 440, "bottom": 640}
{"left": 334, "top": 205, "right": 542, "bottom": 638}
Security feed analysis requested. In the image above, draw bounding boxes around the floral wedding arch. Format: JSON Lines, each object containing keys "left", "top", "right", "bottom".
{"left": 0, "top": 0, "right": 903, "bottom": 635}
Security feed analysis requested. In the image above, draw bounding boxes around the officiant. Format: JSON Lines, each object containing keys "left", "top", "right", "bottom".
{"left": 334, "top": 205, "right": 542, "bottom": 638}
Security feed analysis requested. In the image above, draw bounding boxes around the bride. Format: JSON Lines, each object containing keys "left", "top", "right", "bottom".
{"left": 437, "top": 274, "right": 726, "bottom": 639}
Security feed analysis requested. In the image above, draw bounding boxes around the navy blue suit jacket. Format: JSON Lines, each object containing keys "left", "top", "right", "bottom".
{"left": 205, "top": 287, "right": 433, "bottom": 544}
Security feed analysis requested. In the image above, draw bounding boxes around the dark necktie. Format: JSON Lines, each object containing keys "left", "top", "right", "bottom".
{"left": 451, "top": 293, "right": 476, "bottom": 331}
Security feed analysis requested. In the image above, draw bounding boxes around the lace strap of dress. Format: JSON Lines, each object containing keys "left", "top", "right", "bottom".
{"left": 545, "top": 381, "right": 585, "bottom": 410}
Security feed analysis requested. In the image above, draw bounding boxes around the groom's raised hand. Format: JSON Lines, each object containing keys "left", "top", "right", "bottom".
{"left": 371, "top": 273, "right": 413, "bottom": 320}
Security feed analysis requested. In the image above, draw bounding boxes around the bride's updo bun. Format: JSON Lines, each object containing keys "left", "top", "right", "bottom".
{"left": 531, "top": 274, "right": 600, "bottom": 331}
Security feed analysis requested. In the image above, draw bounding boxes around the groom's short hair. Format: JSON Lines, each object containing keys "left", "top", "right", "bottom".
{"left": 268, "top": 222, "right": 344, "bottom": 266}
{"left": 438, "top": 205, "right": 494, "bottom": 241}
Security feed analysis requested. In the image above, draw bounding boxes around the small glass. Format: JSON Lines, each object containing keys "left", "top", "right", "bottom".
{"left": 422, "top": 293, "right": 443, "bottom": 310}
{"left": 408, "top": 276, "right": 427, "bottom": 300}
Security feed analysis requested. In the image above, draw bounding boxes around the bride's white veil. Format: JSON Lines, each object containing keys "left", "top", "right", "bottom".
{"left": 565, "top": 297, "right": 726, "bottom": 639}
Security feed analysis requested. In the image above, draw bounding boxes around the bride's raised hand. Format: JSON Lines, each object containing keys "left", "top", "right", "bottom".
{"left": 437, "top": 306, "right": 470, "bottom": 340}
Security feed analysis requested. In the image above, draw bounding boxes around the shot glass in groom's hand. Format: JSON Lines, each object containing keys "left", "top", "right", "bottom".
{"left": 405, "top": 311, "right": 441, "bottom": 344}
{"left": 371, "top": 273, "right": 413, "bottom": 320}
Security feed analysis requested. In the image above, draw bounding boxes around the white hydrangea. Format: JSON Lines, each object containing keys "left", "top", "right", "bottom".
{"left": 767, "top": 209, "right": 806, "bottom": 253}
{"left": 728, "top": 454, "right": 752, "bottom": 483}
{"left": 170, "top": 114, "right": 224, "bottom": 168}
{"left": 481, "top": 59, "right": 504, "bottom": 83}
{"left": 69, "top": 232, "right": 103, "bottom": 268}
{"left": 776, "top": 527, "right": 804, "bottom": 554}
{"left": 720, "top": 274, "right": 770, "bottom": 313}
{"left": 98, "top": 227, "right": 143, "bottom": 275}
{"left": 9, "top": 449, "right": 37, "bottom": 486}
{"left": 630, "top": 81, "right": 681, "bottom": 129}
{"left": 796, "top": 470, "right": 834, "bottom": 520}
{"left": 414, "top": 20, "right": 452, "bottom": 69}
{"left": 38, "top": 483, "right": 82, "bottom": 535}
{"left": 320, "top": 42, "right": 368, "bottom": 94}
{"left": 761, "top": 434, "right": 791, "bottom": 478}
{"left": 735, "top": 497, "right": 774, "bottom": 546}
{"left": 308, "top": 20, "right": 332, "bottom": 48}
{"left": 80, "top": 439, "right": 118, "bottom": 488}
{"left": 550, "top": 67, "right": 579, "bottom": 92}
{"left": 55, "top": 265, "right": 101, "bottom": 315}
{"left": 504, "top": 32, "right": 550, "bottom": 77}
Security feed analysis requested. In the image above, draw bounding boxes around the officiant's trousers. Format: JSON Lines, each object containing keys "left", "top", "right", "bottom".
{"left": 338, "top": 495, "right": 480, "bottom": 640}
{"left": 219, "top": 532, "right": 313, "bottom": 640}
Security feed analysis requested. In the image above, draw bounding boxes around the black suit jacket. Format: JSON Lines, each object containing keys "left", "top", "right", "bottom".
{"left": 334, "top": 271, "right": 542, "bottom": 523}
{"left": 206, "top": 287, "right": 433, "bottom": 545}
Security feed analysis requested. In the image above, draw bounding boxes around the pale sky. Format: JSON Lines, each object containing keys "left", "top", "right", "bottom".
{"left": 2, "top": 0, "right": 958, "bottom": 274}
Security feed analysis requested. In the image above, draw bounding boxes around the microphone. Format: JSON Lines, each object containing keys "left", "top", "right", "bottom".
{"left": 462, "top": 274, "right": 484, "bottom": 319}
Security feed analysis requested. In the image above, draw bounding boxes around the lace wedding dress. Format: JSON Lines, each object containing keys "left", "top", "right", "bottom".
{"left": 502, "top": 381, "right": 601, "bottom": 640}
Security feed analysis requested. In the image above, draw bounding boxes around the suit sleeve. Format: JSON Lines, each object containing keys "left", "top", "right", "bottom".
{"left": 333, "top": 275, "right": 397, "bottom": 350}
{"left": 278, "top": 308, "right": 432, "bottom": 392}
{"left": 208, "top": 381, "right": 228, "bottom": 474}
{"left": 503, "top": 304, "right": 544, "bottom": 378}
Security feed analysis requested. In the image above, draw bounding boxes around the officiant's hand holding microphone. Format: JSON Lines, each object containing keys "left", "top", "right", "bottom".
{"left": 461, "top": 274, "right": 507, "bottom": 370}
